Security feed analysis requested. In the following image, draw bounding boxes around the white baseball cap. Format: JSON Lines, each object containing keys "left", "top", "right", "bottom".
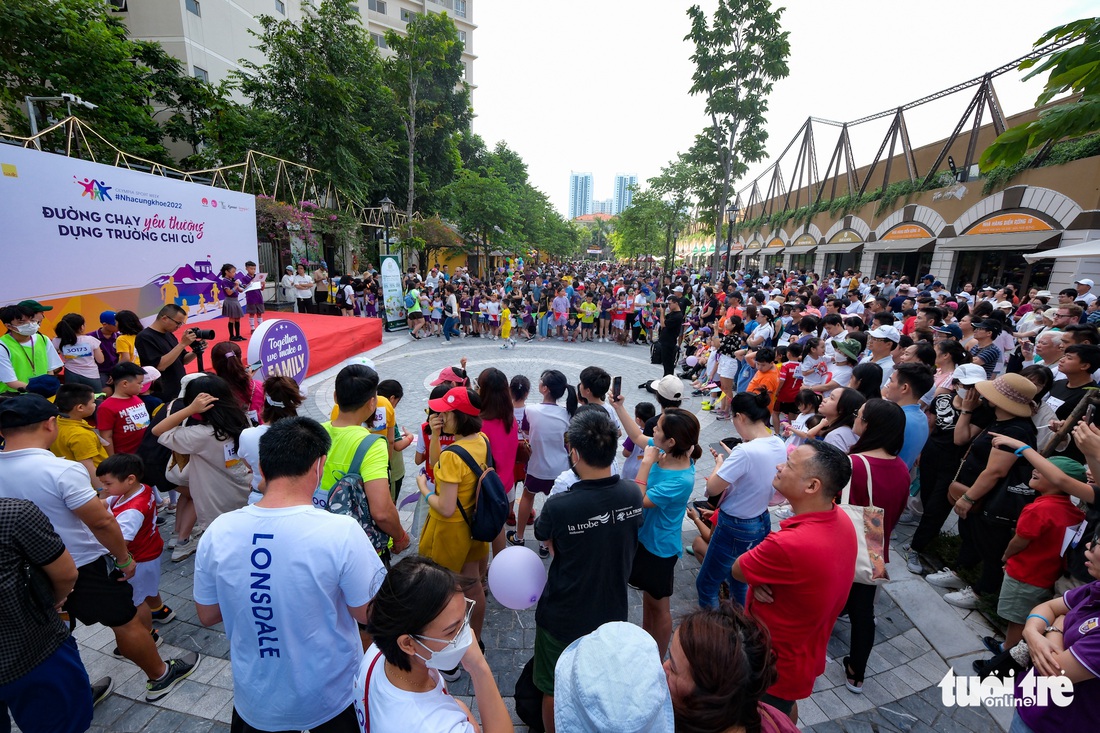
{"left": 868, "top": 325, "right": 901, "bottom": 343}
{"left": 951, "top": 364, "right": 987, "bottom": 385}
{"left": 1075, "top": 278, "right": 1095, "bottom": 287}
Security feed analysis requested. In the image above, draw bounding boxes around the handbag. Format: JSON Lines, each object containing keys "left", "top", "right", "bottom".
{"left": 165, "top": 451, "right": 190, "bottom": 487}
{"left": 838, "top": 454, "right": 890, "bottom": 586}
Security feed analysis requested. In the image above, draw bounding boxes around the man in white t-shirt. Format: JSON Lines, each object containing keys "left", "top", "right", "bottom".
{"left": 194, "top": 417, "right": 386, "bottom": 733}
{"left": 861, "top": 325, "right": 900, "bottom": 388}
{"left": 0, "top": 395, "right": 197, "bottom": 702}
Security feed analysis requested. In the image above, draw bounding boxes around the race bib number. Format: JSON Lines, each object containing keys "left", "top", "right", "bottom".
{"left": 61, "top": 343, "right": 93, "bottom": 360}
{"left": 224, "top": 443, "right": 241, "bottom": 468}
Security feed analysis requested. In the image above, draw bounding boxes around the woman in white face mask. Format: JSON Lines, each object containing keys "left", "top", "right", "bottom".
{"left": 355, "top": 556, "right": 513, "bottom": 733}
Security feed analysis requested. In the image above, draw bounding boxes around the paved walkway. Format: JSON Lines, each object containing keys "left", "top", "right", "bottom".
{"left": 73, "top": 329, "right": 1010, "bottom": 732}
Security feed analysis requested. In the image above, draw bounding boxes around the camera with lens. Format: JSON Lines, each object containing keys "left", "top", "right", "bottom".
{"left": 188, "top": 328, "right": 216, "bottom": 340}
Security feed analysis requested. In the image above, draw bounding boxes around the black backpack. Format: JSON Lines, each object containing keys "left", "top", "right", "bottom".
{"left": 443, "top": 436, "right": 510, "bottom": 542}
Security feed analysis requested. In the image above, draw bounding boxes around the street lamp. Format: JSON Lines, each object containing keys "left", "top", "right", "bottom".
{"left": 25, "top": 93, "right": 97, "bottom": 150}
{"left": 724, "top": 201, "right": 739, "bottom": 273}
{"left": 379, "top": 196, "right": 394, "bottom": 258}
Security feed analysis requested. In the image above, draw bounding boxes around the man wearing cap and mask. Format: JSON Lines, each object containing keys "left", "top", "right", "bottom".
{"left": 0, "top": 304, "right": 64, "bottom": 394}
{"left": 0, "top": 394, "right": 199, "bottom": 700}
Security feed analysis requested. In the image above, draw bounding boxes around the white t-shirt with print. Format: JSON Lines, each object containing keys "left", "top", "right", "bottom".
{"left": 193, "top": 505, "right": 386, "bottom": 732}
{"left": 353, "top": 645, "right": 473, "bottom": 733}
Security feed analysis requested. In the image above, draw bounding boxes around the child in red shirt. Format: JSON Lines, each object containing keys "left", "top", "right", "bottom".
{"left": 774, "top": 342, "right": 804, "bottom": 432}
{"left": 97, "top": 453, "right": 174, "bottom": 631}
{"left": 996, "top": 455, "right": 1086, "bottom": 653}
{"left": 97, "top": 362, "right": 150, "bottom": 456}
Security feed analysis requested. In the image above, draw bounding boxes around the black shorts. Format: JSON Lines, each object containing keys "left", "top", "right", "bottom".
{"left": 64, "top": 556, "right": 138, "bottom": 628}
{"left": 777, "top": 401, "right": 798, "bottom": 415}
{"left": 524, "top": 475, "right": 554, "bottom": 496}
{"left": 628, "top": 543, "right": 677, "bottom": 599}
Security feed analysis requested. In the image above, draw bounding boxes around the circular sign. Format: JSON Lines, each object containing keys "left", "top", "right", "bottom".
{"left": 246, "top": 319, "right": 310, "bottom": 384}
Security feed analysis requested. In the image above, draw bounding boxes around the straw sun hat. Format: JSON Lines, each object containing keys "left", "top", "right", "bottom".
{"left": 974, "top": 373, "right": 1039, "bottom": 418}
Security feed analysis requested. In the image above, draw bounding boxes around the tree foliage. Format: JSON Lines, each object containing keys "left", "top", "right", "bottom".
{"left": 384, "top": 11, "right": 472, "bottom": 226}
{"left": 234, "top": 0, "right": 399, "bottom": 202}
{"left": 981, "top": 17, "right": 1100, "bottom": 170}
{"left": 685, "top": 0, "right": 790, "bottom": 271}
{"left": 0, "top": 0, "right": 203, "bottom": 162}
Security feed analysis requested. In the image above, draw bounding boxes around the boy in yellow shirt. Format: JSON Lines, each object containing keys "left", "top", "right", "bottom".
{"left": 499, "top": 302, "right": 515, "bottom": 350}
{"left": 51, "top": 383, "right": 108, "bottom": 489}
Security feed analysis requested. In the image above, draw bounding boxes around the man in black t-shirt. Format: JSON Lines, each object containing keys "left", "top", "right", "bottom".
{"left": 533, "top": 409, "right": 642, "bottom": 733}
{"left": 1043, "top": 344, "right": 1100, "bottom": 464}
{"left": 134, "top": 304, "right": 197, "bottom": 399}
{"left": 657, "top": 296, "right": 685, "bottom": 376}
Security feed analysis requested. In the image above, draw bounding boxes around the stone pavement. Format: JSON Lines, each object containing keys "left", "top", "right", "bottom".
{"left": 70, "top": 330, "right": 1010, "bottom": 732}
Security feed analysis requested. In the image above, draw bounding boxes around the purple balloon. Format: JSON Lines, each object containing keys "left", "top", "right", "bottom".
{"left": 487, "top": 546, "right": 548, "bottom": 610}
{"left": 686, "top": 356, "right": 698, "bottom": 367}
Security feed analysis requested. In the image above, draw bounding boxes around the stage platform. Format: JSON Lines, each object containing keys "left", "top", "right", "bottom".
{"left": 185, "top": 312, "right": 383, "bottom": 379}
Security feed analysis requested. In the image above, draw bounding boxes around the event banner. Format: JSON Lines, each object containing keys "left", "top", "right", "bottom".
{"left": 247, "top": 319, "right": 310, "bottom": 384}
{"left": 380, "top": 254, "right": 407, "bottom": 331}
{"left": 0, "top": 145, "right": 257, "bottom": 331}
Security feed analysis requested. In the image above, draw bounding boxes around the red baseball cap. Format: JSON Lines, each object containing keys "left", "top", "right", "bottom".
{"left": 430, "top": 366, "right": 467, "bottom": 386}
{"left": 428, "top": 387, "right": 479, "bottom": 416}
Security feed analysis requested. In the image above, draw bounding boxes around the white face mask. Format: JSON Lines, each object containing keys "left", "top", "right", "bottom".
{"left": 14, "top": 321, "right": 39, "bottom": 337}
{"left": 414, "top": 623, "right": 473, "bottom": 671}
{"left": 957, "top": 386, "right": 970, "bottom": 399}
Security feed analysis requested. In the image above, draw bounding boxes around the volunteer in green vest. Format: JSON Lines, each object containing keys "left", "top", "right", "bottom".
{"left": 0, "top": 304, "right": 63, "bottom": 394}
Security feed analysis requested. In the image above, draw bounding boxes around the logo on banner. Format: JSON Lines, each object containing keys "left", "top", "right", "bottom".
{"left": 248, "top": 319, "right": 310, "bottom": 384}
{"left": 74, "top": 176, "right": 112, "bottom": 202}
{"left": 201, "top": 198, "right": 219, "bottom": 208}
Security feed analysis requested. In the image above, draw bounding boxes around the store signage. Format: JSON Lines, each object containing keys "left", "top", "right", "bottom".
{"left": 828, "top": 229, "right": 863, "bottom": 244}
{"left": 966, "top": 213, "right": 1053, "bottom": 235}
{"left": 792, "top": 234, "right": 817, "bottom": 247}
{"left": 767, "top": 237, "right": 785, "bottom": 248}
{"left": 882, "top": 224, "right": 933, "bottom": 241}
{"left": 746, "top": 240, "right": 762, "bottom": 249}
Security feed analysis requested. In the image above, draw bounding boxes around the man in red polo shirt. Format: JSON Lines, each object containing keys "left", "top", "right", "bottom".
{"left": 733, "top": 441, "right": 857, "bottom": 724}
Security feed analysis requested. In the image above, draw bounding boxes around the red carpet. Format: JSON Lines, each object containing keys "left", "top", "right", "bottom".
{"left": 185, "top": 313, "right": 383, "bottom": 379}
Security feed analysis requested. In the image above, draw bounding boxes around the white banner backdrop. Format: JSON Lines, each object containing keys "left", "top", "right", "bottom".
{"left": 0, "top": 145, "right": 257, "bottom": 325}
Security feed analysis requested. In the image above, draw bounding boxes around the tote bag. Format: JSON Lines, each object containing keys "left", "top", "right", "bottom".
{"left": 839, "top": 454, "right": 890, "bottom": 585}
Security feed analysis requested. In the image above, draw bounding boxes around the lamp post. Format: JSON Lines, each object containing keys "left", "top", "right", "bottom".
{"left": 379, "top": 196, "right": 394, "bottom": 260}
{"left": 724, "top": 201, "right": 739, "bottom": 273}
{"left": 25, "top": 93, "right": 97, "bottom": 150}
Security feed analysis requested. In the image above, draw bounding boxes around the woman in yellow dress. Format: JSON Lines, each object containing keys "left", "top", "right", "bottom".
{"left": 418, "top": 386, "right": 490, "bottom": 655}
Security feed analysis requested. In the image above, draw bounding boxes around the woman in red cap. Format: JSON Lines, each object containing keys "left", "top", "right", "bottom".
{"left": 417, "top": 386, "right": 491, "bottom": 677}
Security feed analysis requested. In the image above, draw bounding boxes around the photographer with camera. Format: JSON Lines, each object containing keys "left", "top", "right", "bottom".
{"left": 135, "top": 304, "right": 206, "bottom": 400}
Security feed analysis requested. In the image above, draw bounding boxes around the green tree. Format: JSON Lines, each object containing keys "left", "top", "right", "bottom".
{"left": 409, "top": 215, "right": 463, "bottom": 268}
{"left": 235, "top": 0, "right": 399, "bottom": 202}
{"left": 649, "top": 158, "right": 697, "bottom": 271}
{"left": 981, "top": 17, "right": 1100, "bottom": 170}
{"left": 685, "top": 0, "right": 790, "bottom": 273}
{"left": 0, "top": 0, "right": 199, "bottom": 162}
{"left": 441, "top": 168, "right": 519, "bottom": 275}
{"left": 385, "top": 11, "right": 472, "bottom": 227}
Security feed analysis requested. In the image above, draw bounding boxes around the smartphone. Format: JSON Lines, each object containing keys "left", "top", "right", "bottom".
{"left": 612, "top": 376, "right": 622, "bottom": 399}
{"left": 1086, "top": 404, "right": 1096, "bottom": 425}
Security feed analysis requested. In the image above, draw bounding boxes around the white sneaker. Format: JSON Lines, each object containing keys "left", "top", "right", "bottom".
{"left": 772, "top": 505, "right": 794, "bottom": 520}
{"left": 897, "top": 509, "right": 920, "bottom": 526}
{"left": 906, "top": 548, "right": 924, "bottom": 574}
{"left": 925, "top": 568, "right": 966, "bottom": 589}
{"left": 171, "top": 538, "right": 197, "bottom": 563}
{"left": 440, "top": 666, "right": 462, "bottom": 683}
{"left": 943, "top": 586, "right": 980, "bottom": 609}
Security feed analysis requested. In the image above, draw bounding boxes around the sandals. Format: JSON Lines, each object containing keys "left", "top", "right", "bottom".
{"left": 843, "top": 656, "right": 863, "bottom": 693}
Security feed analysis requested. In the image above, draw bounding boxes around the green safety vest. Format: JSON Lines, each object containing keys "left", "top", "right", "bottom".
{"left": 0, "top": 333, "right": 51, "bottom": 393}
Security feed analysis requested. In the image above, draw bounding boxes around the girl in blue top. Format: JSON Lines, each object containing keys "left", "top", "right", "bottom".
{"left": 623, "top": 406, "right": 701, "bottom": 658}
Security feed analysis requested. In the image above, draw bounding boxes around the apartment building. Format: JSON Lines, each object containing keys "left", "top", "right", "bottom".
{"left": 569, "top": 172, "right": 594, "bottom": 220}
{"left": 613, "top": 173, "right": 637, "bottom": 215}
{"left": 109, "top": 0, "right": 477, "bottom": 91}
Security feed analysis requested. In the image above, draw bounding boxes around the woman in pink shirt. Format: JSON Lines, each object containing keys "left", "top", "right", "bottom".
{"left": 477, "top": 367, "right": 519, "bottom": 558}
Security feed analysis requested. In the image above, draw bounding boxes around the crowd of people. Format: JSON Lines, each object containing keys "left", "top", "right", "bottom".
{"left": 2, "top": 260, "right": 1100, "bottom": 733}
